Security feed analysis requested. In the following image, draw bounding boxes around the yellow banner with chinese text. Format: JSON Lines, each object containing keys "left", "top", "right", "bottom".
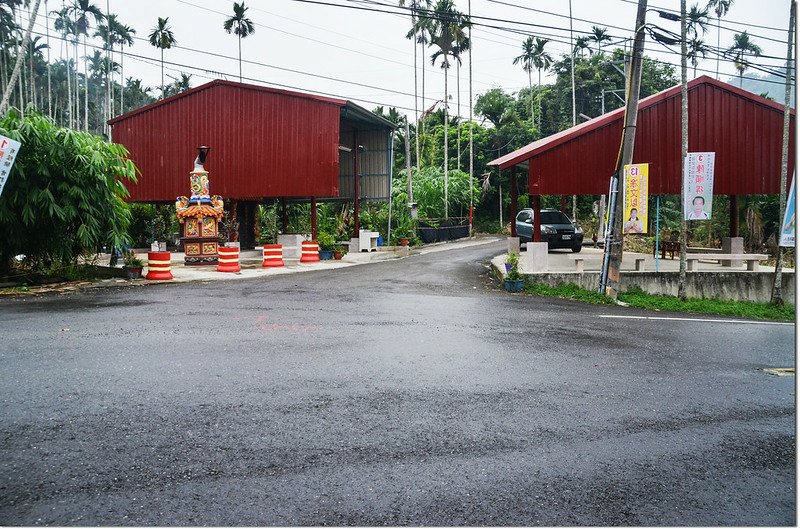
{"left": 623, "top": 163, "right": 649, "bottom": 235}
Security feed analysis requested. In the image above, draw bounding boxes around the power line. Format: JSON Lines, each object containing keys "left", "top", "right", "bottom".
{"left": 292, "top": 0, "right": 792, "bottom": 76}
{"left": 616, "top": 0, "right": 791, "bottom": 34}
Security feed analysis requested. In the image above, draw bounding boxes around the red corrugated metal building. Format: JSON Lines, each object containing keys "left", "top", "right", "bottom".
{"left": 489, "top": 76, "right": 795, "bottom": 196}
{"left": 108, "top": 80, "right": 395, "bottom": 246}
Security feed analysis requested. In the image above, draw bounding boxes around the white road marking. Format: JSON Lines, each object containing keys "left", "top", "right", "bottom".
{"left": 598, "top": 314, "right": 794, "bottom": 326}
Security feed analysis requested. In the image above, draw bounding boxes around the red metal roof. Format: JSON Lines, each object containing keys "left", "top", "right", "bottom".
{"left": 489, "top": 76, "right": 796, "bottom": 196}
{"left": 109, "top": 80, "right": 392, "bottom": 202}
{"left": 108, "top": 79, "right": 347, "bottom": 126}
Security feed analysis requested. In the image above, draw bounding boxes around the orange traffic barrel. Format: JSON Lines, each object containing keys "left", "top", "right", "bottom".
{"left": 217, "top": 246, "right": 240, "bottom": 273}
{"left": 146, "top": 251, "right": 173, "bottom": 280}
{"left": 300, "top": 241, "right": 320, "bottom": 263}
{"left": 262, "top": 244, "right": 284, "bottom": 267}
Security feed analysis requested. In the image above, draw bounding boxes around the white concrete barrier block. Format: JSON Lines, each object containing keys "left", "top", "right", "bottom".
{"left": 507, "top": 237, "right": 520, "bottom": 255}
{"left": 278, "top": 234, "right": 305, "bottom": 259}
{"left": 521, "top": 242, "right": 548, "bottom": 273}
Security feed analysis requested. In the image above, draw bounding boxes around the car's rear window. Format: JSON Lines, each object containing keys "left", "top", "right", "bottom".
{"left": 540, "top": 211, "right": 572, "bottom": 224}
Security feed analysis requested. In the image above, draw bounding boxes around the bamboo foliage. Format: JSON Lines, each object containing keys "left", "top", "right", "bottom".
{"left": 0, "top": 108, "right": 138, "bottom": 272}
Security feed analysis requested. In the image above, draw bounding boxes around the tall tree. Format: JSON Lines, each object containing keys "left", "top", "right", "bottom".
{"left": 0, "top": 0, "right": 41, "bottom": 115}
{"left": 44, "top": 0, "right": 51, "bottom": 117}
{"left": 686, "top": 3, "right": 710, "bottom": 77}
{"left": 52, "top": 5, "right": 76, "bottom": 127}
{"left": 94, "top": 17, "right": 112, "bottom": 130}
{"left": 223, "top": 1, "right": 255, "bottom": 83}
{"left": 531, "top": 37, "right": 552, "bottom": 132}
{"left": 111, "top": 16, "right": 134, "bottom": 114}
{"left": 428, "top": 0, "right": 470, "bottom": 219}
{"left": 687, "top": 3, "right": 710, "bottom": 38}
{"left": 0, "top": 0, "right": 22, "bottom": 99}
{"left": 148, "top": 16, "right": 176, "bottom": 96}
{"left": 513, "top": 36, "right": 536, "bottom": 128}
{"left": 27, "top": 36, "right": 48, "bottom": 108}
{"left": 589, "top": 25, "right": 610, "bottom": 54}
{"left": 687, "top": 37, "right": 709, "bottom": 76}
{"left": 574, "top": 35, "right": 591, "bottom": 57}
{"left": 727, "top": 31, "right": 762, "bottom": 87}
{"left": 401, "top": 0, "right": 430, "bottom": 171}
{"left": 67, "top": 0, "right": 104, "bottom": 131}
{"left": 706, "top": 0, "right": 733, "bottom": 79}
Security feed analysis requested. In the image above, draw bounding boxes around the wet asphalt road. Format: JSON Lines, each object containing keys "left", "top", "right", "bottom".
{"left": 0, "top": 240, "right": 795, "bottom": 526}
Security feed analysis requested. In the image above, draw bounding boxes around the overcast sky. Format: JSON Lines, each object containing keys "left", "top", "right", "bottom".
{"left": 29, "top": 0, "right": 794, "bottom": 119}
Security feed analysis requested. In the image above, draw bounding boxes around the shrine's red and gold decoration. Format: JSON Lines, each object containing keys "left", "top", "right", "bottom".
{"left": 176, "top": 146, "right": 224, "bottom": 265}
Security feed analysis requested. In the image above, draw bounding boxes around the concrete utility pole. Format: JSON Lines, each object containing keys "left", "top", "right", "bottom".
{"left": 405, "top": 121, "right": 413, "bottom": 205}
{"left": 569, "top": 0, "right": 578, "bottom": 222}
{"left": 468, "top": 0, "right": 474, "bottom": 237}
{"left": 599, "top": 0, "right": 648, "bottom": 298}
{"left": 678, "top": 0, "right": 689, "bottom": 300}
{"left": 771, "top": 0, "right": 795, "bottom": 305}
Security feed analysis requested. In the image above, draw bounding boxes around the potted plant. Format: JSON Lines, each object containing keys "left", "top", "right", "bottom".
{"left": 393, "top": 225, "right": 410, "bottom": 246}
{"left": 394, "top": 217, "right": 416, "bottom": 247}
{"left": 504, "top": 253, "right": 524, "bottom": 293}
{"left": 317, "top": 232, "right": 336, "bottom": 260}
{"left": 504, "top": 251, "right": 519, "bottom": 273}
{"left": 219, "top": 211, "right": 240, "bottom": 247}
{"left": 122, "top": 250, "right": 144, "bottom": 279}
{"left": 333, "top": 245, "right": 347, "bottom": 260}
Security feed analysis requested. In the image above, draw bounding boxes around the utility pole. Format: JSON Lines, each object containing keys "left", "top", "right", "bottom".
{"left": 678, "top": 0, "right": 689, "bottom": 299}
{"left": 771, "top": 0, "right": 795, "bottom": 305}
{"left": 468, "top": 0, "right": 474, "bottom": 237}
{"left": 405, "top": 120, "right": 413, "bottom": 207}
{"left": 569, "top": 0, "right": 577, "bottom": 222}
{"left": 599, "top": 0, "right": 648, "bottom": 298}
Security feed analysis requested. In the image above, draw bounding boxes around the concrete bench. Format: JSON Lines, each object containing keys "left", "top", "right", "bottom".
{"left": 686, "top": 253, "right": 768, "bottom": 271}
{"left": 571, "top": 256, "right": 646, "bottom": 273}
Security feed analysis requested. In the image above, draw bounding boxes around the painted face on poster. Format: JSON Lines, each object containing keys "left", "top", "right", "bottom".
{"left": 623, "top": 163, "right": 649, "bottom": 234}
{"left": 684, "top": 152, "right": 715, "bottom": 220}
{"left": 0, "top": 134, "right": 22, "bottom": 199}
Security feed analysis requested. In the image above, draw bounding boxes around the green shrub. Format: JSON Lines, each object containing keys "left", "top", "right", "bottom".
{"left": 0, "top": 108, "right": 137, "bottom": 274}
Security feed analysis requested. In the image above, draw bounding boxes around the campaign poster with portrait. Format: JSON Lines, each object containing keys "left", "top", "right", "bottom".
{"left": 779, "top": 174, "right": 795, "bottom": 247}
{"left": 0, "top": 134, "right": 22, "bottom": 199}
{"left": 623, "top": 163, "right": 648, "bottom": 234}
{"left": 684, "top": 152, "right": 715, "bottom": 220}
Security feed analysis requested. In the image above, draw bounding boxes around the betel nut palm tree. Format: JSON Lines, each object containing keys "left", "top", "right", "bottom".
{"left": 428, "top": 0, "right": 469, "bottom": 219}
{"left": 110, "top": 16, "right": 135, "bottom": 114}
{"left": 400, "top": 0, "right": 431, "bottom": 170}
{"left": 727, "top": 31, "right": 762, "bottom": 88}
{"left": 589, "top": 25, "right": 610, "bottom": 54}
{"left": 52, "top": 6, "right": 76, "bottom": 127}
{"left": 532, "top": 37, "right": 552, "bottom": 131}
{"left": 66, "top": 0, "right": 104, "bottom": 131}
{"left": 513, "top": 36, "right": 536, "bottom": 128}
{"left": 706, "top": 0, "right": 734, "bottom": 79}
{"left": 223, "top": 1, "right": 255, "bottom": 83}
{"left": 687, "top": 3, "right": 710, "bottom": 77}
{"left": 148, "top": 16, "right": 176, "bottom": 97}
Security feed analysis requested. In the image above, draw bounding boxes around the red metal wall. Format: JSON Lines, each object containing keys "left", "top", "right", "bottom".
{"left": 527, "top": 78, "right": 795, "bottom": 196}
{"left": 110, "top": 81, "right": 344, "bottom": 201}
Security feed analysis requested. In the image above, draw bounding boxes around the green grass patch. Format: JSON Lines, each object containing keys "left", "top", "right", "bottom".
{"left": 618, "top": 286, "right": 795, "bottom": 322}
{"left": 524, "top": 281, "right": 613, "bottom": 305}
{"left": 523, "top": 282, "right": 795, "bottom": 321}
